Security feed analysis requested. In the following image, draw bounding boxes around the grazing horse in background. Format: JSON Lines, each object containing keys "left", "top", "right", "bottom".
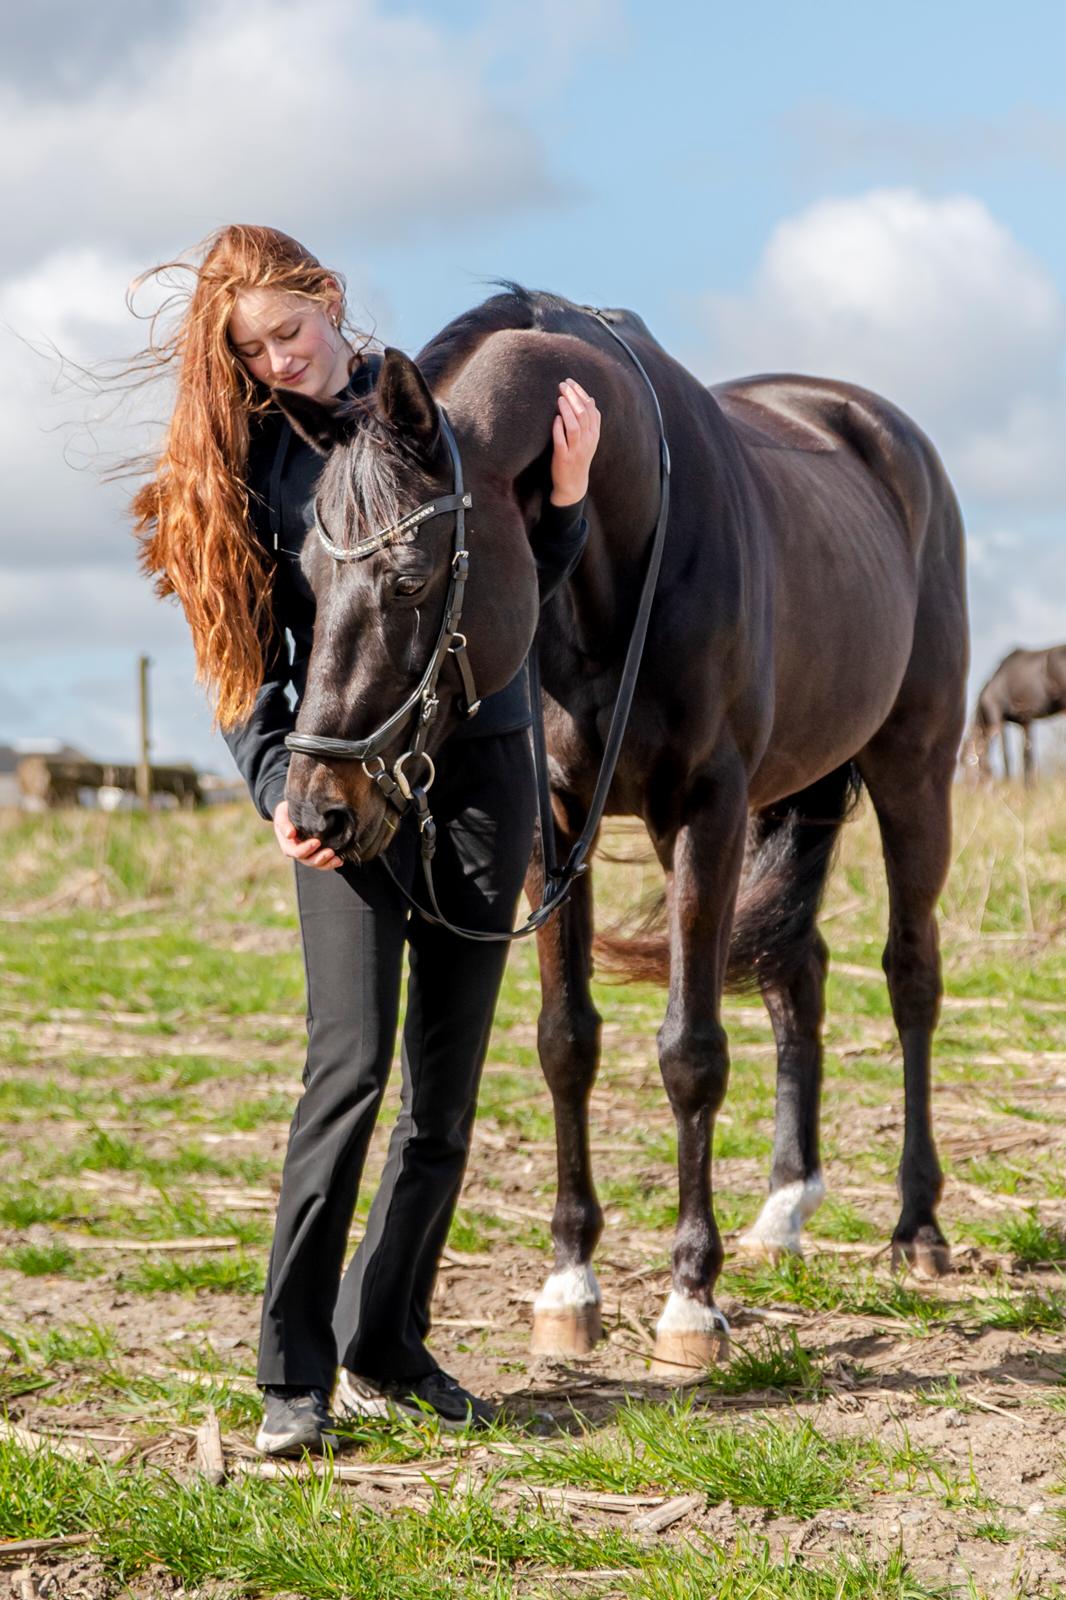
{"left": 278, "top": 288, "right": 968, "bottom": 1377}
{"left": 965, "top": 645, "right": 1066, "bottom": 785}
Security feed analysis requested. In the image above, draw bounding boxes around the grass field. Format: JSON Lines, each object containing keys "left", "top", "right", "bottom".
{"left": 0, "top": 781, "right": 1064, "bottom": 1598}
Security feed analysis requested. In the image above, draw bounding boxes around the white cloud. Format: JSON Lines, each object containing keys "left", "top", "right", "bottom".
{"left": 0, "top": 248, "right": 156, "bottom": 566}
{"left": 0, "top": 0, "right": 567, "bottom": 270}
{"left": 967, "top": 529, "right": 1066, "bottom": 662}
{"left": 694, "top": 188, "right": 1066, "bottom": 714}
{"left": 698, "top": 188, "right": 1066, "bottom": 510}
{"left": 0, "top": 0, "right": 589, "bottom": 767}
{"left": 0, "top": 566, "right": 189, "bottom": 655}
{"left": 0, "top": 248, "right": 138, "bottom": 349}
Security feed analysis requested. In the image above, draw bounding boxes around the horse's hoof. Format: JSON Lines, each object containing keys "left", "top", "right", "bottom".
{"left": 891, "top": 1232, "right": 953, "bottom": 1278}
{"left": 649, "top": 1293, "right": 730, "bottom": 1381}
{"left": 649, "top": 1327, "right": 728, "bottom": 1381}
{"left": 531, "top": 1303, "right": 602, "bottom": 1357}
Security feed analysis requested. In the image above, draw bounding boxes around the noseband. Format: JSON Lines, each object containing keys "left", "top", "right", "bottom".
{"left": 285, "top": 309, "right": 672, "bottom": 942}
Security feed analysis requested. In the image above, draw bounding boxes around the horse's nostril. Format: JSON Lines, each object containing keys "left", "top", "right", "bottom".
{"left": 288, "top": 799, "right": 354, "bottom": 850}
{"left": 318, "top": 806, "right": 354, "bottom": 848}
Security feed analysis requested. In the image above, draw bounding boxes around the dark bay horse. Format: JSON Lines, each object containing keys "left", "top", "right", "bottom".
{"left": 278, "top": 288, "right": 968, "bottom": 1377}
{"left": 966, "top": 644, "right": 1066, "bottom": 785}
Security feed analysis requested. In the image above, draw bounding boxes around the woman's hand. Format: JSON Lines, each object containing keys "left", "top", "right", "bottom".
{"left": 550, "top": 380, "right": 601, "bottom": 506}
{"left": 272, "top": 799, "right": 342, "bottom": 871}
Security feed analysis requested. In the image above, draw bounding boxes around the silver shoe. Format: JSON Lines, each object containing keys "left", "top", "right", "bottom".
{"left": 255, "top": 1387, "right": 339, "bottom": 1456}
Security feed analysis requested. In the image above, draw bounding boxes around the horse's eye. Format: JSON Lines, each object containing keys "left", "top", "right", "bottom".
{"left": 394, "top": 575, "right": 426, "bottom": 599}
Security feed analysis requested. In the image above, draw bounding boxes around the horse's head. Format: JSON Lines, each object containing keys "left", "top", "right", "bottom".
{"left": 277, "top": 347, "right": 541, "bottom": 861}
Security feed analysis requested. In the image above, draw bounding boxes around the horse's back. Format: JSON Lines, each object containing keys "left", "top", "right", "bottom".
{"left": 715, "top": 373, "right": 956, "bottom": 546}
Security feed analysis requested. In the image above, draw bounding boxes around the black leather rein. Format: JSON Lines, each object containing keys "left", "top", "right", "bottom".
{"left": 285, "top": 308, "right": 671, "bottom": 942}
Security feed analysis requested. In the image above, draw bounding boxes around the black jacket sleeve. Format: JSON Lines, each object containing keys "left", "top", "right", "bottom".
{"left": 221, "top": 589, "right": 294, "bottom": 822}
{"left": 531, "top": 496, "right": 589, "bottom": 603}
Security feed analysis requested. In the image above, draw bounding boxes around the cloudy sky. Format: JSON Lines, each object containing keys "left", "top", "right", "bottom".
{"left": 3, "top": 0, "right": 1065, "bottom": 772}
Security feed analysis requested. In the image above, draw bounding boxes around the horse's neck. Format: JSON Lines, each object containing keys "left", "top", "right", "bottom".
{"left": 448, "top": 331, "right": 665, "bottom": 646}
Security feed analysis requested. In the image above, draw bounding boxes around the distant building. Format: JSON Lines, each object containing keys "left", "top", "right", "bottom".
{"left": 0, "top": 742, "right": 86, "bottom": 808}
{"left": 0, "top": 742, "right": 218, "bottom": 811}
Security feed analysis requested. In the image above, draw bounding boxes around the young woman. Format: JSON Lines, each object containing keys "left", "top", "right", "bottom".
{"left": 133, "top": 225, "right": 600, "bottom": 1455}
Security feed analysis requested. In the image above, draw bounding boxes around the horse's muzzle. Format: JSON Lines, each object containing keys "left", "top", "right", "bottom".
{"left": 286, "top": 756, "right": 399, "bottom": 864}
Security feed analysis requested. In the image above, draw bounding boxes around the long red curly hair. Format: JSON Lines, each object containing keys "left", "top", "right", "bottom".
{"left": 131, "top": 224, "right": 365, "bottom": 729}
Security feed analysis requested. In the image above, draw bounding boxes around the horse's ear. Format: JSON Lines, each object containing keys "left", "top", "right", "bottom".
{"left": 376, "top": 347, "right": 440, "bottom": 454}
{"left": 271, "top": 389, "right": 360, "bottom": 456}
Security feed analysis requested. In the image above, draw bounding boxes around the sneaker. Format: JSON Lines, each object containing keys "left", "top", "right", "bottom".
{"left": 336, "top": 1365, "right": 495, "bottom": 1431}
{"left": 333, "top": 1367, "right": 397, "bottom": 1423}
{"left": 255, "top": 1386, "right": 340, "bottom": 1456}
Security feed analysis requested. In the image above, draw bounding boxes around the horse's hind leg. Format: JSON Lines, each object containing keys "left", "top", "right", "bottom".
{"left": 529, "top": 833, "right": 604, "bottom": 1357}
{"left": 755, "top": 937, "right": 829, "bottom": 1257}
{"left": 858, "top": 732, "right": 955, "bottom": 1277}
{"left": 1022, "top": 722, "right": 1036, "bottom": 787}
{"left": 737, "top": 771, "right": 854, "bottom": 1260}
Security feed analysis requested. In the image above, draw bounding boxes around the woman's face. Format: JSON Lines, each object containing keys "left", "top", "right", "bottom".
{"left": 229, "top": 287, "right": 350, "bottom": 399}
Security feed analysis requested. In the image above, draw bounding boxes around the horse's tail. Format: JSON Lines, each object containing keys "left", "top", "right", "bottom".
{"left": 594, "top": 763, "right": 863, "bottom": 991}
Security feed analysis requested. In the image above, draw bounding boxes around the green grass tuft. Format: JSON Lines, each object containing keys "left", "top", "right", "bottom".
{"left": 975, "top": 1285, "right": 1066, "bottom": 1333}
{"left": 121, "top": 1252, "right": 266, "bottom": 1296}
{"left": 994, "top": 1212, "right": 1066, "bottom": 1268}
{"left": 703, "top": 1329, "right": 823, "bottom": 1397}
{"left": 0, "top": 1241, "right": 99, "bottom": 1278}
{"left": 512, "top": 1396, "right": 884, "bottom": 1518}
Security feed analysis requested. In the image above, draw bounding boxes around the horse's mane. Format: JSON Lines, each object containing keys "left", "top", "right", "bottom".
{"left": 418, "top": 279, "right": 667, "bottom": 389}
{"left": 416, "top": 282, "right": 593, "bottom": 385}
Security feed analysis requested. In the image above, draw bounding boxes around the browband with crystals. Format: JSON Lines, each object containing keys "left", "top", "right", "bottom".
{"left": 313, "top": 490, "right": 473, "bottom": 563}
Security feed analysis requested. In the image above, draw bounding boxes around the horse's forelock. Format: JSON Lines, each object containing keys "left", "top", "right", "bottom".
{"left": 315, "top": 410, "right": 405, "bottom": 550}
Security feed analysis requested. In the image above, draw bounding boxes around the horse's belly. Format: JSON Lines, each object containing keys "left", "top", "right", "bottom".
{"left": 748, "top": 535, "right": 918, "bottom": 807}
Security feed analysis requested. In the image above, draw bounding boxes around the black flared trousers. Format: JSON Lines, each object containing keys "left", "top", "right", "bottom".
{"left": 256, "top": 731, "right": 536, "bottom": 1390}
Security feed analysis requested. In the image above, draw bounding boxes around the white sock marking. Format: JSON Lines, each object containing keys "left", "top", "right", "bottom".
{"left": 655, "top": 1291, "right": 730, "bottom": 1338}
{"left": 533, "top": 1263, "right": 601, "bottom": 1314}
{"left": 739, "top": 1172, "right": 826, "bottom": 1254}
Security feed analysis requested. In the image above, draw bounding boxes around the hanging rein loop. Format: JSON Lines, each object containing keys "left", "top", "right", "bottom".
{"left": 286, "top": 308, "right": 672, "bottom": 942}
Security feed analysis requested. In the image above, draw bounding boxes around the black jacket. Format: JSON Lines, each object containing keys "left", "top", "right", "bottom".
{"left": 223, "top": 355, "right": 589, "bottom": 819}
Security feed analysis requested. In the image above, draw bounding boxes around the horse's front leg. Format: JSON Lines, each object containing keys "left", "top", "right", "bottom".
{"left": 529, "top": 839, "right": 605, "bottom": 1357}
{"left": 651, "top": 764, "right": 747, "bottom": 1378}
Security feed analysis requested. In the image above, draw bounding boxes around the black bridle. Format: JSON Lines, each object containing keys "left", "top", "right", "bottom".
{"left": 285, "top": 308, "right": 671, "bottom": 942}
{"left": 285, "top": 408, "right": 479, "bottom": 795}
